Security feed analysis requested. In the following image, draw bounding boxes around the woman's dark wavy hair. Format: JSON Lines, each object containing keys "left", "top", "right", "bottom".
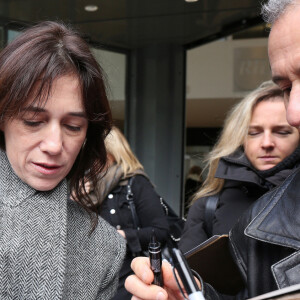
{"left": 0, "top": 21, "right": 112, "bottom": 226}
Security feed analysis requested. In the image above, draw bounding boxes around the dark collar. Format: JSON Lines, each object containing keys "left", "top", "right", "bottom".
{"left": 216, "top": 149, "right": 266, "bottom": 187}
{"left": 245, "top": 167, "right": 300, "bottom": 250}
{"left": 216, "top": 146, "right": 300, "bottom": 187}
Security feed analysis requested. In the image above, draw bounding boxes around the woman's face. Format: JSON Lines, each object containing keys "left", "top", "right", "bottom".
{"left": 244, "top": 98, "right": 299, "bottom": 171}
{"left": 2, "top": 75, "right": 88, "bottom": 191}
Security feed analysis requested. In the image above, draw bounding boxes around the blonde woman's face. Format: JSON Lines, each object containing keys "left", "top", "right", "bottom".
{"left": 244, "top": 99, "right": 299, "bottom": 171}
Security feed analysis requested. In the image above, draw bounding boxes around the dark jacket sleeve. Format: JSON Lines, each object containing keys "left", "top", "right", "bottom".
{"left": 123, "top": 175, "right": 169, "bottom": 254}
{"left": 179, "top": 197, "right": 209, "bottom": 254}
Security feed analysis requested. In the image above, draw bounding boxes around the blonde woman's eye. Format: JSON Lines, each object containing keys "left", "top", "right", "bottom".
{"left": 277, "top": 131, "right": 291, "bottom": 135}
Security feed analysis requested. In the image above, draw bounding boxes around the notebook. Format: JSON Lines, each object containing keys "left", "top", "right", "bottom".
{"left": 247, "top": 283, "right": 300, "bottom": 300}
{"left": 185, "top": 234, "right": 244, "bottom": 295}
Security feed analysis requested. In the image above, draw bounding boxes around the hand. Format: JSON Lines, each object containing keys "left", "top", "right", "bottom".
{"left": 117, "top": 230, "right": 126, "bottom": 239}
{"left": 125, "top": 257, "right": 187, "bottom": 300}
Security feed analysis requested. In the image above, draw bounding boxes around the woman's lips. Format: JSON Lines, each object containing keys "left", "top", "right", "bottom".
{"left": 259, "top": 156, "right": 277, "bottom": 162}
{"left": 32, "top": 162, "right": 62, "bottom": 175}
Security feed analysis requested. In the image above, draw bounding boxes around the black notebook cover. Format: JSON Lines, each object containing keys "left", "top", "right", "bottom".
{"left": 184, "top": 234, "right": 244, "bottom": 295}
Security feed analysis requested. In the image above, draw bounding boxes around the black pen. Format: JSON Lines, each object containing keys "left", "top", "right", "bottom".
{"left": 168, "top": 242, "right": 205, "bottom": 300}
{"left": 149, "top": 230, "right": 164, "bottom": 287}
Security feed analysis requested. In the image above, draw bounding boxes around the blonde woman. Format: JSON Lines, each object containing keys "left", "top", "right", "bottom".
{"left": 179, "top": 81, "right": 300, "bottom": 253}
{"left": 87, "top": 126, "right": 169, "bottom": 300}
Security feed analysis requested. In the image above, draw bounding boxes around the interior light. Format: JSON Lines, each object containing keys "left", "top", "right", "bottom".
{"left": 185, "top": 0, "right": 199, "bottom": 2}
{"left": 84, "top": 5, "right": 98, "bottom": 12}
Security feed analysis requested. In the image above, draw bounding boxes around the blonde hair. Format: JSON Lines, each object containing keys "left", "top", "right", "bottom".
{"left": 192, "top": 81, "right": 284, "bottom": 203}
{"left": 105, "top": 126, "right": 144, "bottom": 178}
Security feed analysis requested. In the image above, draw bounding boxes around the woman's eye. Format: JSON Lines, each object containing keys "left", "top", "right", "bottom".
{"left": 23, "top": 120, "right": 42, "bottom": 127}
{"left": 65, "top": 124, "right": 81, "bottom": 132}
{"left": 248, "top": 132, "right": 259, "bottom": 136}
{"left": 277, "top": 131, "right": 291, "bottom": 135}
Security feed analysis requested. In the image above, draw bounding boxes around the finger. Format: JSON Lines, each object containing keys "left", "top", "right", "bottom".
{"left": 166, "top": 268, "right": 189, "bottom": 299}
{"left": 162, "top": 261, "right": 202, "bottom": 299}
{"left": 130, "top": 257, "right": 153, "bottom": 284}
{"left": 125, "top": 275, "right": 168, "bottom": 300}
{"left": 161, "top": 260, "right": 183, "bottom": 291}
{"left": 131, "top": 296, "right": 142, "bottom": 300}
{"left": 130, "top": 257, "right": 180, "bottom": 288}
{"left": 131, "top": 296, "right": 152, "bottom": 300}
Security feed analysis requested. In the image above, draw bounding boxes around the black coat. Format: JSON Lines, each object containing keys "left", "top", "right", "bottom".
{"left": 100, "top": 174, "right": 169, "bottom": 300}
{"left": 179, "top": 148, "right": 300, "bottom": 254}
{"left": 204, "top": 167, "right": 300, "bottom": 299}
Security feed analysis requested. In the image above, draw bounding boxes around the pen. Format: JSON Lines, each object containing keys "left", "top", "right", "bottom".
{"left": 168, "top": 243, "right": 205, "bottom": 300}
{"left": 149, "top": 230, "right": 164, "bottom": 287}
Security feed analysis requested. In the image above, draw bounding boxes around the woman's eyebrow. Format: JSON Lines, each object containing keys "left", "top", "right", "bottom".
{"left": 68, "top": 112, "right": 87, "bottom": 118}
{"left": 21, "top": 106, "right": 87, "bottom": 118}
{"left": 248, "top": 125, "right": 262, "bottom": 129}
{"left": 272, "top": 125, "right": 292, "bottom": 130}
{"left": 21, "top": 106, "right": 45, "bottom": 113}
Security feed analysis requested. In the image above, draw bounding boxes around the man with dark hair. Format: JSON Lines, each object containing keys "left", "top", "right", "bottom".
{"left": 124, "top": 1, "right": 300, "bottom": 299}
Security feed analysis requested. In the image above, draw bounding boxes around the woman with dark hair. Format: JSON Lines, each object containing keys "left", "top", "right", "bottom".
{"left": 0, "top": 21, "right": 126, "bottom": 299}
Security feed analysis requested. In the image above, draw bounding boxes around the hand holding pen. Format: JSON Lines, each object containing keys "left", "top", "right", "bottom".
{"left": 125, "top": 255, "right": 203, "bottom": 300}
{"left": 148, "top": 231, "right": 205, "bottom": 299}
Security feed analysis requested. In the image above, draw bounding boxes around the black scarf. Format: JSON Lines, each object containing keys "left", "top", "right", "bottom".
{"left": 256, "top": 145, "right": 300, "bottom": 186}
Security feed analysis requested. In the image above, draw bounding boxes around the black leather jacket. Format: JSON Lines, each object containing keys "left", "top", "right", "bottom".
{"left": 204, "top": 167, "right": 300, "bottom": 299}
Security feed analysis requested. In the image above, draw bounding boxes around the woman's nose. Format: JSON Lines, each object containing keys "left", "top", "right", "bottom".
{"left": 39, "top": 125, "right": 63, "bottom": 155}
{"left": 261, "top": 133, "right": 275, "bottom": 149}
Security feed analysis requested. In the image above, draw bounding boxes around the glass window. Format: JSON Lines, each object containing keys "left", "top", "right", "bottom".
{"left": 91, "top": 48, "right": 126, "bottom": 130}
{"left": 7, "top": 29, "right": 20, "bottom": 43}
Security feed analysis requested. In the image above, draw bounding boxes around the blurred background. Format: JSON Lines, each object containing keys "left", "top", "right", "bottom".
{"left": 0, "top": 0, "right": 271, "bottom": 215}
